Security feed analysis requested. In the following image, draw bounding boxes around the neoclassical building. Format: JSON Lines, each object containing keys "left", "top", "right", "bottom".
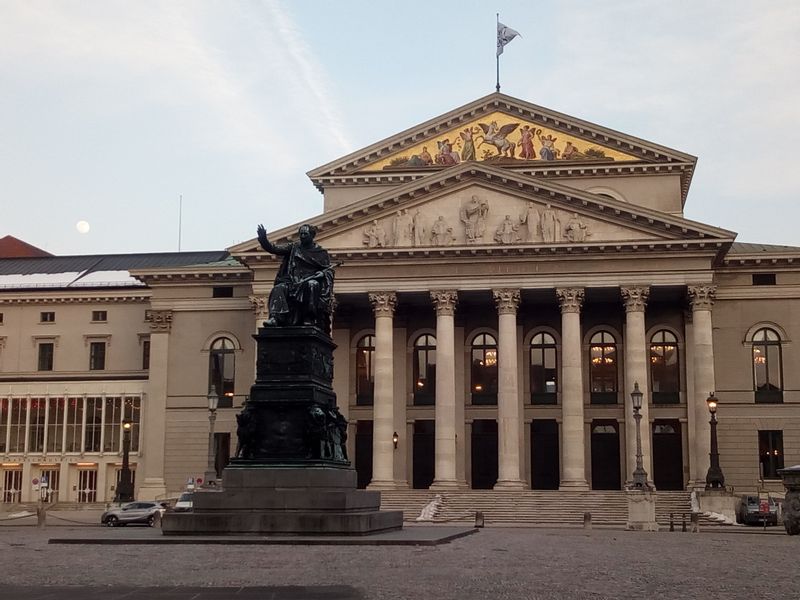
{"left": 1, "top": 93, "right": 797, "bottom": 503}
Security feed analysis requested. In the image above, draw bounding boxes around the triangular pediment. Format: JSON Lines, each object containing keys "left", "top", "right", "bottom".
{"left": 231, "top": 163, "right": 733, "bottom": 258}
{"left": 307, "top": 93, "right": 696, "bottom": 182}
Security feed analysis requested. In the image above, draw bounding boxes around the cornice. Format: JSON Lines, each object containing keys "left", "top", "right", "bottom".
{"left": 721, "top": 254, "right": 800, "bottom": 269}
{"left": 715, "top": 285, "right": 800, "bottom": 300}
{"left": 131, "top": 269, "right": 251, "bottom": 286}
{"left": 0, "top": 294, "right": 149, "bottom": 306}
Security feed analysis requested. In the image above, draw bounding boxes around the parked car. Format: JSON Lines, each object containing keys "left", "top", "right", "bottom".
{"left": 736, "top": 495, "right": 778, "bottom": 526}
{"left": 173, "top": 491, "right": 193, "bottom": 512}
{"left": 101, "top": 501, "right": 167, "bottom": 527}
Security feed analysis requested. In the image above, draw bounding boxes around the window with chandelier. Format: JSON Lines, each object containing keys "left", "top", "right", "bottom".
{"left": 752, "top": 328, "right": 782, "bottom": 403}
{"left": 590, "top": 331, "right": 617, "bottom": 404}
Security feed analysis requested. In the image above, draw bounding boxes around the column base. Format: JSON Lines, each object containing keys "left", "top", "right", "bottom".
{"left": 493, "top": 479, "right": 527, "bottom": 490}
{"left": 429, "top": 479, "right": 462, "bottom": 491}
{"left": 559, "top": 479, "right": 589, "bottom": 491}
{"left": 136, "top": 478, "right": 167, "bottom": 501}
{"left": 367, "top": 479, "right": 407, "bottom": 491}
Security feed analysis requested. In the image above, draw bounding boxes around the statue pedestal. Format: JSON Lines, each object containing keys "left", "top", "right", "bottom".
{"left": 625, "top": 489, "right": 658, "bottom": 531}
{"left": 163, "top": 325, "right": 402, "bottom": 535}
{"left": 696, "top": 489, "right": 737, "bottom": 523}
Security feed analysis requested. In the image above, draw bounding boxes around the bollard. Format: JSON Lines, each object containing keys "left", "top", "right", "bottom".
{"left": 474, "top": 511, "right": 484, "bottom": 528}
{"left": 583, "top": 512, "right": 592, "bottom": 530}
{"left": 36, "top": 506, "right": 46, "bottom": 528}
{"left": 681, "top": 513, "right": 687, "bottom": 532}
{"left": 669, "top": 512, "right": 674, "bottom": 532}
{"left": 690, "top": 512, "right": 700, "bottom": 533}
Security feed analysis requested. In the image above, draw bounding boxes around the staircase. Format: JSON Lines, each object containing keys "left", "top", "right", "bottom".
{"left": 379, "top": 489, "right": 732, "bottom": 528}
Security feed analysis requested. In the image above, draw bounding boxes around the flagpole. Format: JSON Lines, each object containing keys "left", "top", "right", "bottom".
{"left": 496, "top": 13, "right": 500, "bottom": 92}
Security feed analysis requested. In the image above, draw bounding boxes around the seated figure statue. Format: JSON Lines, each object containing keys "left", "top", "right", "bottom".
{"left": 257, "top": 223, "right": 334, "bottom": 329}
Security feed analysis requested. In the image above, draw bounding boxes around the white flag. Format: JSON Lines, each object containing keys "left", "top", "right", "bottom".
{"left": 497, "top": 22, "right": 521, "bottom": 57}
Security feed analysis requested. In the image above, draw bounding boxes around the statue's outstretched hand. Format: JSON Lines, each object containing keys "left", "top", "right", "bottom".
{"left": 257, "top": 224, "right": 269, "bottom": 248}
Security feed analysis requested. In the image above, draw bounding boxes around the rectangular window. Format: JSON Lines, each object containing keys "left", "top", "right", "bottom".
{"left": 141, "top": 340, "right": 150, "bottom": 370}
{"left": 46, "top": 398, "right": 65, "bottom": 453}
{"left": 89, "top": 342, "right": 106, "bottom": 370}
{"left": 212, "top": 286, "right": 234, "bottom": 298}
{"left": 124, "top": 396, "right": 142, "bottom": 452}
{"left": 40, "top": 311, "right": 55, "bottom": 323}
{"left": 28, "top": 397, "right": 46, "bottom": 453}
{"left": 8, "top": 398, "right": 28, "bottom": 453}
{"left": 759, "top": 430, "right": 784, "bottom": 479}
{"left": 0, "top": 313, "right": 4, "bottom": 324}
{"left": 0, "top": 398, "right": 8, "bottom": 453}
{"left": 84, "top": 397, "right": 102, "bottom": 452}
{"left": 752, "top": 273, "right": 776, "bottom": 286}
{"left": 103, "top": 397, "right": 123, "bottom": 452}
{"left": 38, "top": 342, "right": 54, "bottom": 371}
{"left": 64, "top": 397, "right": 84, "bottom": 453}
{"left": 91, "top": 310, "right": 107, "bottom": 322}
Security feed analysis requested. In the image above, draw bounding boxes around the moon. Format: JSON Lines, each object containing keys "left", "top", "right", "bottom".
{"left": 76, "top": 221, "right": 90, "bottom": 234}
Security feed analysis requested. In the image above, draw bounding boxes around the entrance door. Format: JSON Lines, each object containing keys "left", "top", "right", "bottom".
{"left": 355, "top": 420, "right": 373, "bottom": 489}
{"left": 531, "top": 419, "right": 560, "bottom": 489}
{"left": 2, "top": 470, "right": 22, "bottom": 503}
{"left": 40, "top": 469, "right": 60, "bottom": 503}
{"left": 471, "top": 419, "right": 498, "bottom": 489}
{"left": 652, "top": 420, "right": 684, "bottom": 490}
{"left": 214, "top": 432, "right": 231, "bottom": 478}
{"left": 591, "top": 420, "right": 621, "bottom": 490}
{"left": 412, "top": 420, "right": 435, "bottom": 489}
{"left": 77, "top": 469, "right": 98, "bottom": 503}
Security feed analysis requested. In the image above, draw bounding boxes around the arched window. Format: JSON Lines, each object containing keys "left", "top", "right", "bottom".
{"left": 356, "top": 335, "right": 375, "bottom": 406}
{"left": 209, "top": 337, "right": 235, "bottom": 408}
{"left": 753, "top": 328, "right": 783, "bottom": 403}
{"left": 413, "top": 334, "right": 436, "bottom": 406}
{"left": 650, "top": 330, "right": 679, "bottom": 404}
{"left": 530, "top": 332, "right": 557, "bottom": 404}
{"left": 590, "top": 331, "right": 617, "bottom": 404}
{"left": 471, "top": 333, "right": 498, "bottom": 405}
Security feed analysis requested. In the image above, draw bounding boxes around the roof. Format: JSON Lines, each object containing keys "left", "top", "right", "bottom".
{"left": 0, "top": 251, "right": 230, "bottom": 289}
{"left": 0, "top": 236, "right": 53, "bottom": 258}
{"left": 728, "top": 242, "right": 800, "bottom": 254}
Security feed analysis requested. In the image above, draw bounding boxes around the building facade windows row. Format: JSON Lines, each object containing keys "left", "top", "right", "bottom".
{"left": 0, "top": 396, "right": 141, "bottom": 455}
{"left": 33, "top": 339, "right": 151, "bottom": 372}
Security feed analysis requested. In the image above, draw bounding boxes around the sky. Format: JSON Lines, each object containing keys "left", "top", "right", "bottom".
{"left": 2, "top": 1, "right": 799, "bottom": 255}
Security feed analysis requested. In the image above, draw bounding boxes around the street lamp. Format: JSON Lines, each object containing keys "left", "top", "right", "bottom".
{"left": 705, "top": 392, "right": 725, "bottom": 489}
{"left": 392, "top": 431, "right": 399, "bottom": 450}
{"left": 629, "top": 381, "right": 652, "bottom": 490}
{"left": 116, "top": 419, "right": 134, "bottom": 503}
{"left": 203, "top": 386, "right": 219, "bottom": 488}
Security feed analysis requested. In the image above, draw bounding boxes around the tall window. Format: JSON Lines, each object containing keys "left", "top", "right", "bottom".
{"left": 46, "top": 398, "right": 65, "bottom": 453}
{"left": 65, "top": 397, "right": 84, "bottom": 453}
{"left": 9, "top": 398, "right": 27, "bottom": 452}
{"left": 590, "top": 331, "right": 617, "bottom": 404}
{"left": 759, "top": 430, "right": 784, "bottom": 479}
{"left": 752, "top": 328, "right": 783, "bottom": 403}
{"left": 38, "top": 342, "right": 54, "bottom": 371}
{"left": 530, "top": 332, "right": 557, "bottom": 404}
{"left": 471, "top": 333, "right": 498, "bottom": 405}
{"left": 209, "top": 337, "right": 235, "bottom": 408}
{"left": 413, "top": 335, "right": 436, "bottom": 405}
{"left": 28, "top": 398, "right": 46, "bottom": 453}
{"left": 125, "top": 396, "right": 142, "bottom": 452}
{"left": 356, "top": 335, "right": 375, "bottom": 406}
{"left": 84, "top": 397, "right": 103, "bottom": 452}
{"left": 141, "top": 339, "right": 151, "bottom": 370}
{"left": 0, "top": 399, "right": 8, "bottom": 453}
{"left": 89, "top": 342, "right": 106, "bottom": 370}
{"left": 650, "top": 330, "right": 679, "bottom": 404}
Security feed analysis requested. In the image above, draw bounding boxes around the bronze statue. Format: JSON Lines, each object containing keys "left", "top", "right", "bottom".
{"left": 257, "top": 223, "right": 335, "bottom": 330}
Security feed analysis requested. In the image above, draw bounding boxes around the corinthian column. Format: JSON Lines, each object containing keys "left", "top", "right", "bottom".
{"left": 557, "top": 288, "right": 588, "bottom": 489}
{"left": 368, "top": 291, "right": 398, "bottom": 489}
{"left": 493, "top": 288, "right": 525, "bottom": 489}
{"left": 621, "top": 286, "right": 652, "bottom": 486}
{"left": 430, "top": 290, "right": 459, "bottom": 489}
{"left": 688, "top": 284, "right": 716, "bottom": 487}
{"left": 138, "top": 309, "right": 173, "bottom": 500}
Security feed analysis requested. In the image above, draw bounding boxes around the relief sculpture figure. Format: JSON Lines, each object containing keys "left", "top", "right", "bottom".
{"left": 430, "top": 216, "right": 453, "bottom": 246}
{"left": 520, "top": 201, "right": 540, "bottom": 242}
{"left": 565, "top": 213, "right": 589, "bottom": 242}
{"left": 494, "top": 214, "right": 519, "bottom": 244}
{"left": 391, "top": 209, "right": 413, "bottom": 246}
{"left": 363, "top": 219, "right": 387, "bottom": 248}
{"left": 540, "top": 204, "right": 561, "bottom": 243}
{"left": 257, "top": 223, "right": 334, "bottom": 329}
{"left": 460, "top": 195, "right": 489, "bottom": 244}
{"left": 412, "top": 210, "right": 426, "bottom": 247}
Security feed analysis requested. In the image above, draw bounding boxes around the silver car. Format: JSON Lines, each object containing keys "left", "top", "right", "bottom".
{"left": 101, "top": 501, "right": 167, "bottom": 527}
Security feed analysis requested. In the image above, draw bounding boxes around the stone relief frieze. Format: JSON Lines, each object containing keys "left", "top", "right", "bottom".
{"left": 430, "top": 216, "right": 454, "bottom": 246}
{"left": 363, "top": 219, "right": 388, "bottom": 248}
{"left": 459, "top": 195, "right": 489, "bottom": 244}
{"left": 494, "top": 215, "right": 520, "bottom": 244}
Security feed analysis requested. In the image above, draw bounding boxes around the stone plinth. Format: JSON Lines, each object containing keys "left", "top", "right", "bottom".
{"left": 778, "top": 464, "right": 800, "bottom": 535}
{"left": 696, "top": 489, "right": 737, "bottom": 523}
{"left": 625, "top": 489, "right": 658, "bottom": 531}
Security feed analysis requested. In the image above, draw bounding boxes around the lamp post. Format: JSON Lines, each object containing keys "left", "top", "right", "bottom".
{"left": 629, "top": 381, "right": 652, "bottom": 490}
{"left": 116, "top": 419, "right": 134, "bottom": 503}
{"left": 705, "top": 392, "right": 725, "bottom": 489}
{"left": 203, "top": 386, "right": 219, "bottom": 488}
{"left": 392, "top": 431, "right": 399, "bottom": 450}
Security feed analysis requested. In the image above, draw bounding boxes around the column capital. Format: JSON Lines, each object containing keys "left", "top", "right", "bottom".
{"left": 493, "top": 288, "right": 521, "bottom": 315}
{"left": 368, "top": 291, "right": 397, "bottom": 317}
{"left": 556, "top": 288, "right": 585, "bottom": 314}
{"left": 688, "top": 284, "right": 717, "bottom": 310}
{"left": 621, "top": 286, "right": 650, "bottom": 313}
{"left": 430, "top": 290, "right": 458, "bottom": 316}
{"left": 248, "top": 295, "right": 268, "bottom": 319}
{"left": 145, "top": 309, "right": 173, "bottom": 332}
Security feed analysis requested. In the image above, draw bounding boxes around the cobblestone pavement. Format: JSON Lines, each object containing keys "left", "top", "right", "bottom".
{"left": 0, "top": 525, "right": 795, "bottom": 600}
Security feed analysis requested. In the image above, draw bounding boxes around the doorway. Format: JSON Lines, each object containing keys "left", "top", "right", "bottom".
{"left": 412, "top": 420, "right": 435, "bottom": 489}
{"left": 652, "top": 419, "right": 684, "bottom": 490}
{"left": 2, "top": 470, "right": 22, "bottom": 503}
{"left": 355, "top": 420, "right": 373, "bottom": 489}
{"left": 531, "top": 419, "right": 560, "bottom": 489}
{"left": 471, "top": 419, "right": 498, "bottom": 489}
{"left": 77, "top": 469, "right": 98, "bottom": 503}
{"left": 40, "top": 468, "right": 60, "bottom": 503}
{"left": 591, "top": 420, "right": 621, "bottom": 490}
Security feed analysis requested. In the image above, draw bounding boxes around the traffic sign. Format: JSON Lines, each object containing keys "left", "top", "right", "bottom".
{"left": 32, "top": 478, "right": 39, "bottom": 486}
